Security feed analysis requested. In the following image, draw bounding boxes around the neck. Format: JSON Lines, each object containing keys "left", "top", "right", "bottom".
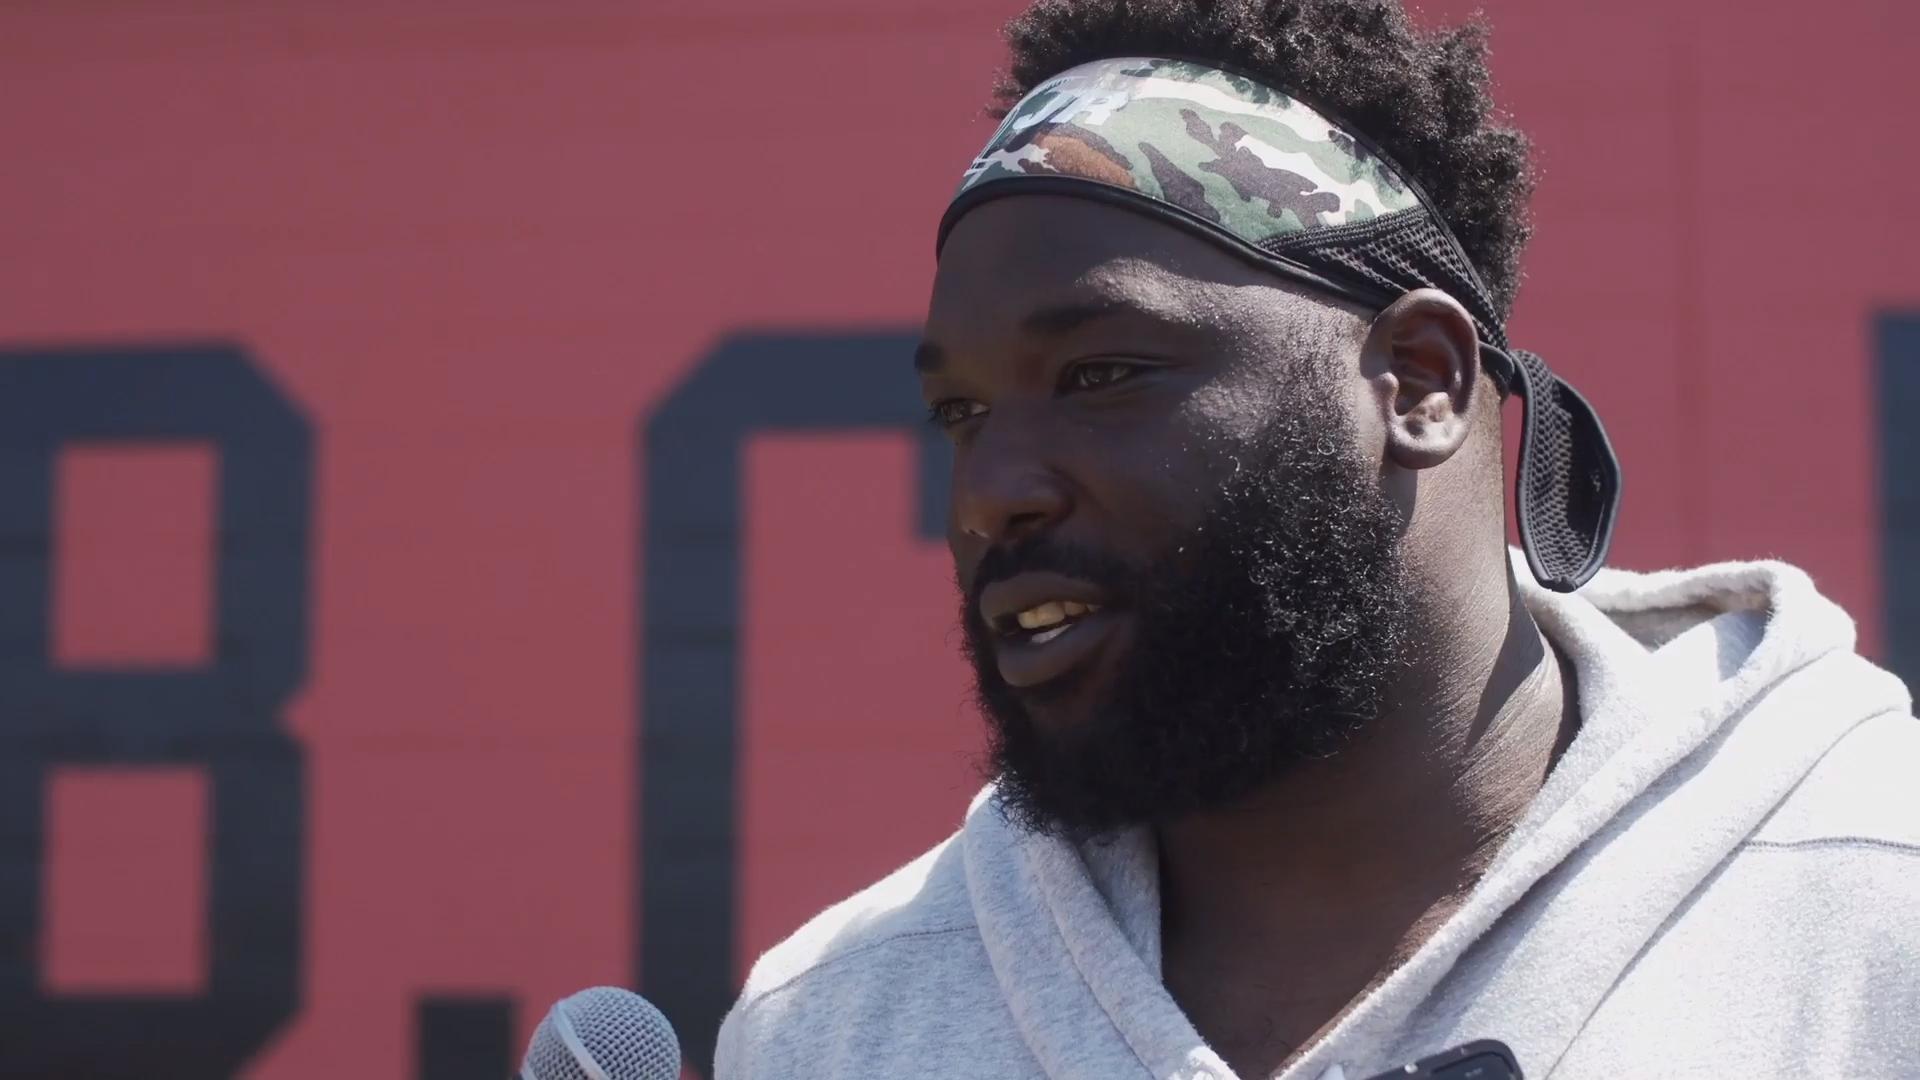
{"left": 1156, "top": 565, "right": 1577, "bottom": 995}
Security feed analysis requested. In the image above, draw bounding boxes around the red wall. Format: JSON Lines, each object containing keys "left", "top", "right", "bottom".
{"left": 1, "top": 2, "right": 1915, "bottom": 1077}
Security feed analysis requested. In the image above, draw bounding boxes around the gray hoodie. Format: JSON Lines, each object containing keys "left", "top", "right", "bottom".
{"left": 716, "top": 557, "right": 1920, "bottom": 1078}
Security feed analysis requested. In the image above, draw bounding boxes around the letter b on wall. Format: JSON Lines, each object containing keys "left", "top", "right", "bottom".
{"left": 0, "top": 345, "right": 310, "bottom": 1078}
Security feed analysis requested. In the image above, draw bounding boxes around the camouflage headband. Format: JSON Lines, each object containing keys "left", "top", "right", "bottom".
{"left": 937, "top": 57, "right": 1622, "bottom": 592}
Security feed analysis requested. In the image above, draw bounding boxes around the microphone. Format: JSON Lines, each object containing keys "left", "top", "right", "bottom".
{"left": 519, "top": 986, "right": 682, "bottom": 1080}
{"left": 1361, "top": 1040, "right": 1521, "bottom": 1079}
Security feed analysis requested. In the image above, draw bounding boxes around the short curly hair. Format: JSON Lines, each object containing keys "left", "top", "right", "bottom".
{"left": 994, "top": 0, "right": 1536, "bottom": 317}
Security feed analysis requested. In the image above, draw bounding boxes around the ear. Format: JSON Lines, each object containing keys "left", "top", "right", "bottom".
{"left": 1363, "top": 288, "right": 1482, "bottom": 471}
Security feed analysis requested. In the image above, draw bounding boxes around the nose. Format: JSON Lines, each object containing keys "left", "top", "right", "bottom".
{"left": 951, "top": 417, "right": 1071, "bottom": 548}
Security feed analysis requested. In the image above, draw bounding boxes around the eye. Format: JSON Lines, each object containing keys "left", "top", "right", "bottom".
{"left": 926, "top": 398, "right": 988, "bottom": 428}
{"left": 1063, "top": 359, "right": 1144, "bottom": 392}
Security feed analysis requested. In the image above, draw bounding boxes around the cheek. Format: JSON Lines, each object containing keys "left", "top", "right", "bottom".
{"left": 1067, "top": 404, "right": 1232, "bottom": 550}
{"left": 1181, "top": 377, "right": 1276, "bottom": 446}
{"left": 1188, "top": 362, "right": 1381, "bottom": 473}
{"left": 1344, "top": 374, "right": 1390, "bottom": 466}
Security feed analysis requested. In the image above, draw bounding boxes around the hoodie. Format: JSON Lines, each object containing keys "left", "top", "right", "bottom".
{"left": 715, "top": 557, "right": 1920, "bottom": 1078}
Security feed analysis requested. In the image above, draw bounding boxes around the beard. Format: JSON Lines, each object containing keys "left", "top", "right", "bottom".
{"left": 962, "top": 374, "right": 1412, "bottom": 838}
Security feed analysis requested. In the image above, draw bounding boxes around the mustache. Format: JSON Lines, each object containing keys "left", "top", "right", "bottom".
{"left": 963, "top": 539, "right": 1144, "bottom": 618}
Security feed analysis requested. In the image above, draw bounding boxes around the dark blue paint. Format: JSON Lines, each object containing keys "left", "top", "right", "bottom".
{"left": 0, "top": 344, "right": 310, "bottom": 1079}
{"left": 636, "top": 331, "right": 947, "bottom": 1073}
{"left": 417, "top": 996, "right": 515, "bottom": 1079}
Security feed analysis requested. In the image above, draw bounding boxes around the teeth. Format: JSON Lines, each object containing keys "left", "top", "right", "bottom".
{"left": 1030, "top": 623, "right": 1072, "bottom": 645}
{"left": 1012, "top": 600, "right": 1102, "bottom": 632}
{"left": 1015, "top": 602, "right": 1067, "bottom": 630}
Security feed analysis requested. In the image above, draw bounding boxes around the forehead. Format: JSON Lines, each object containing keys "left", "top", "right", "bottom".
{"left": 925, "top": 195, "right": 1358, "bottom": 344}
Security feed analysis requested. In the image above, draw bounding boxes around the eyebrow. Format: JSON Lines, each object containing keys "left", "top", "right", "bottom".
{"left": 915, "top": 301, "right": 1133, "bottom": 375}
{"left": 1020, "top": 300, "right": 1126, "bottom": 337}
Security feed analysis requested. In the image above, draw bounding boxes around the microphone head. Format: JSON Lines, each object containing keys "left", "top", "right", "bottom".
{"left": 520, "top": 986, "right": 681, "bottom": 1080}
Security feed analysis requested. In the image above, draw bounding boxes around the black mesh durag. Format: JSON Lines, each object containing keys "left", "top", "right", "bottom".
{"left": 1262, "top": 206, "right": 1622, "bottom": 590}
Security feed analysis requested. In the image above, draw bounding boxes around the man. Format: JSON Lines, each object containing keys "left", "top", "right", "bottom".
{"left": 717, "top": 1, "right": 1920, "bottom": 1076}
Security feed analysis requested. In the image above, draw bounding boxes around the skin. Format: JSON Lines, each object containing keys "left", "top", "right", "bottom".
{"left": 918, "top": 196, "right": 1579, "bottom": 1079}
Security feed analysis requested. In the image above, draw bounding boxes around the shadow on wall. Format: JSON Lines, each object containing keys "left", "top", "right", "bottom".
{"left": 1879, "top": 313, "right": 1920, "bottom": 693}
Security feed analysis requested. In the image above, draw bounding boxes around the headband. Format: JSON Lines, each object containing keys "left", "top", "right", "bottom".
{"left": 936, "top": 57, "right": 1622, "bottom": 592}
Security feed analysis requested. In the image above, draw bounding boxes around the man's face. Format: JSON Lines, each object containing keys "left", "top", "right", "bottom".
{"left": 918, "top": 195, "right": 1414, "bottom": 836}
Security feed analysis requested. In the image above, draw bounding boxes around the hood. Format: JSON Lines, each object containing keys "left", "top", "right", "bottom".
{"left": 962, "top": 554, "right": 1913, "bottom": 1079}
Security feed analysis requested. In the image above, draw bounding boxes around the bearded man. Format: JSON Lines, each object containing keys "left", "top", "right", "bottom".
{"left": 716, "top": 2, "right": 1920, "bottom": 1077}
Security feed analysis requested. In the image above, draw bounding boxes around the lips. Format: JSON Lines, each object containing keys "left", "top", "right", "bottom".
{"left": 978, "top": 571, "right": 1129, "bottom": 689}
